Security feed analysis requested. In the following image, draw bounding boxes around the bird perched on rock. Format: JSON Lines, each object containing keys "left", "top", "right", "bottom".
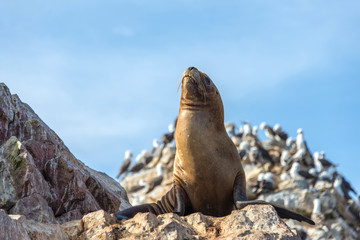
{"left": 128, "top": 179, "right": 147, "bottom": 193}
{"left": 311, "top": 198, "right": 325, "bottom": 223}
{"left": 290, "top": 162, "right": 317, "bottom": 184}
{"left": 260, "top": 122, "right": 276, "bottom": 140}
{"left": 116, "top": 150, "right": 133, "bottom": 180}
{"left": 313, "top": 151, "right": 336, "bottom": 173}
{"left": 285, "top": 137, "right": 295, "bottom": 150}
{"left": 242, "top": 121, "right": 252, "bottom": 137}
{"left": 225, "top": 122, "right": 236, "bottom": 136}
{"left": 253, "top": 172, "right": 275, "bottom": 194}
{"left": 146, "top": 164, "right": 165, "bottom": 194}
{"left": 280, "top": 150, "right": 290, "bottom": 167}
{"left": 128, "top": 150, "right": 150, "bottom": 174}
{"left": 238, "top": 141, "right": 250, "bottom": 160}
{"left": 333, "top": 173, "right": 357, "bottom": 200}
{"left": 291, "top": 128, "right": 313, "bottom": 167}
{"left": 252, "top": 125, "right": 258, "bottom": 136}
{"left": 273, "top": 123, "right": 288, "bottom": 142}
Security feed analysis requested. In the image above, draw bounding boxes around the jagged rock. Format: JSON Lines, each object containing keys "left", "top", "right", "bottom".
{"left": 0, "top": 83, "right": 131, "bottom": 223}
{"left": 0, "top": 209, "right": 68, "bottom": 240}
{"left": 119, "top": 205, "right": 300, "bottom": 240}
{"left": 61, "top": 206, "right": 301, "bottom": 240}
{"left": 259, "top": 189, "right": 314, "bottom": 217}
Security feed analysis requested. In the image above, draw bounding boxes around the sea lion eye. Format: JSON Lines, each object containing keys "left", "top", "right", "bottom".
{"left": 204, "top": 76, "right": 211, "bottom": 85}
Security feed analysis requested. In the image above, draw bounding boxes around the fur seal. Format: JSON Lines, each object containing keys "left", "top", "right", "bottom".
{"left": 116, "top": 67, "right": 314, "bottom": 225}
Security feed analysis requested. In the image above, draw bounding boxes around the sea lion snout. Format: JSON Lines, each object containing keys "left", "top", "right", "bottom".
{"left": 182, "top": 67, "right": 201, "bottom": 83}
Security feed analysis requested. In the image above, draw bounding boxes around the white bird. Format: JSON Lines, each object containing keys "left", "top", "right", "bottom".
{"left": 280, "top": 172, "right": 291, "bottom": 181}
{"left": 243, "top": 121, "right": 252, "bottom": 136}
{"left": 290, "top": 162, "right": 316, "bottom": 180}
{"left": 280, "top": 150, "right": 290, "bottom": 167}
{"left": 252, "top": 125, "right": 258, "bottom": 136}
{"left": 296, "top": 128, "right": 305, "bottom": 149}
{"left": 225, "top": 122, "right": 235, "bottom": 136}
{"left": 260, "top": 122, "right": 275, "bottom": 140}
{"left": 333, "top": 175, "right": 344, "bottom": 197}
{"left": 286, "top": 137, "right": 295, "bottom": 150}
{"left": 168, "top": 123, "right": 175, "bottom": 133}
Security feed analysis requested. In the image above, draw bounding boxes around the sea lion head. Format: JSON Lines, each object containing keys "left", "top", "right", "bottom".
{"left": 178, "top": 66, "right": 224, "bottom": 128}
{"left": 180, "top": 67, "right": 222, "bottom": 109}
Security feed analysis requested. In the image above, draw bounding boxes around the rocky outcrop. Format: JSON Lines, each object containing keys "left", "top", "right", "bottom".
{"left": 60, "top": 206, "right": 300, "bottom": 240}
{"left": 0, "top": 83, "right": 131, "bottom": 224}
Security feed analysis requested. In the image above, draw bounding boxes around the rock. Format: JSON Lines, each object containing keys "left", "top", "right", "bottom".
{"left": 260, "top": 189, "right": 314, "bottom": 217}
{"left": 0, "top": 83, "right": 131, "bottom": 223}
{"left": 0, "top": 209, "right": 68, "bottom": 240}
{"left": 118, "top": 205, "right": 300, "bottom": 240}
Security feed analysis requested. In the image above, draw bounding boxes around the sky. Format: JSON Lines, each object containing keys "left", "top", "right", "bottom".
{"left": 1, "top": 1, "right": 360, "bottom": 194}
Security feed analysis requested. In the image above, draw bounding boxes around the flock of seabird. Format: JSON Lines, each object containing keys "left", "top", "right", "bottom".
{"left": 225, "top": 121, "right": 360, "bottom": 227}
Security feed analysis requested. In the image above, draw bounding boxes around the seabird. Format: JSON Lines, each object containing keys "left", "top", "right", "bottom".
{"left": 238, "top": 141, "right": 250, "bottom": 159}
{"left": 290, "top": 162, "right": 317, "bottom": 183}
{"left": 313, "top": 151, "right": 336, "bottom": 173}
{"left": 291, "top": 129, "right": 313, "bottom": 167}
{"left": 318, "top": 166, "right": 336, "bottom": 182}
{"left": 146, "top": 164, "right": 165, "bottom": 194}
{"left": 333, "top": 173, "right": 357, "bottom": 200}
{"left": 116, "top": 150, "right": 133, "bottom": 180}
{"left": 273, "top": 123, "right": 288, "bottom": 142}
{"left": 285, "top": 137, "right": 295, "bottom": 150}
{"left": 311, "top": 198, "right": 324, "bottom": 223}
{"left": 242, "top": 121, "right": 252, "bottom": 136}
{"left": 280, "top": 172, "right": 291, "bottom": 181}
{"left": 150, "top": 139, "right": 160, "bottom": 155}
{"left": 253, "top": 172, "right": 275, "bottom": 194}
{"left": 225, "top": 122, "right": 236, "bottom": 136}
{"left": 128, "top": 150, "right": 149, "bottom": 173}
{"left": 252, "top": 125, "right": 258, "bottom": 136}
{"left": 280, "top": 150, "right": 290, "bottom": 167}
{"left": 260, "top": 122, "right": 276, "bottom": 140}
{"left": 296, "top": 128, "right": 305, "bottom": 149}
{"left": 128, "top": 179, "right": 147, "bottom": 193}
{"left": 248, "top": 146, "right": 260, "bottom": 164}
{"left": 234, "top": 126, "right": 244, "bottom": 138}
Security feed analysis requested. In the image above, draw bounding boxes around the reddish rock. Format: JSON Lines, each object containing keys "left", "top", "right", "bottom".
{"left": 0, "top": 83, "right": 130, "bottom": 223}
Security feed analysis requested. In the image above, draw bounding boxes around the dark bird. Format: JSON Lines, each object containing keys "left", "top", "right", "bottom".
{"left": 290, "top": 162, "right": 317, "bottom": 185}
{"left": 128, "top": 150, "right": 149, "bottom": 173}
{"left": 253, "top": 172, "right": 275, "bottom": 194}
{"left": 273, "top": 123, "right": 288, "bottom": 142}
{"left": 313, "top": 151, "right": 336, "bottom": 172}
{"left": 260, "top": 122, "right": 276, "bottom": 140}
{"left": 127, "top": 179, "right": 147, "bottom": 193}
{"left": 146, "top": 164, "right": 165, "bottom": 194}
{"left": 334, "top": 173, "right": 357, "bottom": 200}
{"left": 116, "top": 150, "right": 133, "bottom": 180}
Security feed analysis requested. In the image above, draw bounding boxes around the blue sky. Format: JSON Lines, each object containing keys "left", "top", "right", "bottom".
{"left": 1, "top": 1, "right": 360, "bottom": 194}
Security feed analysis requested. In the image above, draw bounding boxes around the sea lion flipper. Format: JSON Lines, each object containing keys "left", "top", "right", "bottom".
{"left": 233, "top": 171, "right": 248, "bottom": 202}
{"left": 235, "top": 200, "right": 315, "bottom": 225}
{"left": 115, "top": 204, "right": 156, "bottom": 220}
{"left": 173, "top": 183, "right": 191, "bottom": 216}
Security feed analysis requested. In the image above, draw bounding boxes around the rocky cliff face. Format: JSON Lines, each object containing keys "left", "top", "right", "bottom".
{"left": 0, "top": 83, "right": 131, "bottom": 225}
